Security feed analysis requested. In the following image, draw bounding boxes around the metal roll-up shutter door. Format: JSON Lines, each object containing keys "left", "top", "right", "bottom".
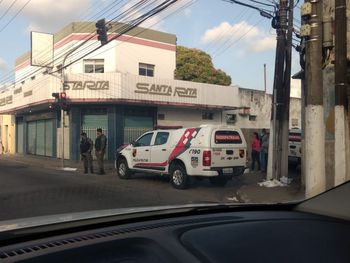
{"left": 16, "top": 119, "right": 24, "bottom": 154}
{"left": 81, "top": 110, "right": 108, "bottom": 159}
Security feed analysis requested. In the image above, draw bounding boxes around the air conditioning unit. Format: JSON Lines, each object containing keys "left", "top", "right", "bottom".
{"left": 226, "top": 114, "right": 237, "bottom": 124}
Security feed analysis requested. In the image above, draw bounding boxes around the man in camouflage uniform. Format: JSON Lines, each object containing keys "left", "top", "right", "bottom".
{"left": 80, "top": 132, "right": 94, "bottom": 174}
{"left": 95, "top": 128, "right": 107, "bottom": 175}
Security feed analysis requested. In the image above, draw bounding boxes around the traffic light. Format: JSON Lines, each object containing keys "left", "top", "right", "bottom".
{"left": 96, "top": 19, "right": 108, "bottom": 45}
{"left": 52, "top": 92, "right": 59, "bottom": 100}
{"left": 60, "top": 91, "right": 68, "bottom": 111}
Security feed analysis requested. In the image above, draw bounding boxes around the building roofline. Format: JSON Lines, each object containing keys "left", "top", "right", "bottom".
{"left": 15, "top": 21, "right": 177, "bottom": 67}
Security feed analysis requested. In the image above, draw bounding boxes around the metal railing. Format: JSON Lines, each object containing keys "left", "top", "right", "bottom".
{"left": 123, "top": 127, "right": 151, "bottom": 144}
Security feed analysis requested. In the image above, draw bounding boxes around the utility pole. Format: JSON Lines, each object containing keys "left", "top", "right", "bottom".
{"left": 334, "top": 0, "right": 349, "bottom": 186}
{"left": 267, "top": 0, "right": 289, "bottom": 180}
{"left": 303, "top": 0, "right": 326, "bottom": 197}
{"left": 280, "top": 0, "right": 294, "bottom": 179}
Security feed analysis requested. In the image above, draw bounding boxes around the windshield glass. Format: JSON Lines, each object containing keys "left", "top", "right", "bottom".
{"left": 0, "top": 0, "right": 348, "bottom": 223}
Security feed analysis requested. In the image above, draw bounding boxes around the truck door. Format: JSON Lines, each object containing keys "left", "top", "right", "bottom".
{"left": 211, "top": 129, "right": 245, "bottom": 172}
{"left": 131, "top": 132, "right": 153, "bottom": 170}
{"left": 149, "top": 131, "right": 170, "bottom": 172}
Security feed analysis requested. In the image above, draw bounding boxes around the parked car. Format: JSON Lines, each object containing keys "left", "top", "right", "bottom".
{"left": 115, "top": 125, "right": 247, "bottom": 189}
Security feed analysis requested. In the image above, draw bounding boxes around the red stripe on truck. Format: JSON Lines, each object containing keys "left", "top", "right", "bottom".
{"left": 134, "top": 162, "right": 167, "bottom": 167}
{"left": 168, "top": 128, "right": 200, "bottom": 162}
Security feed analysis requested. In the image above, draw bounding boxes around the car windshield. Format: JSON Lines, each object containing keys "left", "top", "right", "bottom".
{"left": 0, "top": 0, "right": 348, "bottom": 225}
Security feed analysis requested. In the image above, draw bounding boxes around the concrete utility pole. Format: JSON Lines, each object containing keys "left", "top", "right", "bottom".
{"left": 280, "top": 0, "right": 294, "bottom": 179}
{"left": 303, "top": 0, "right": 326, "bottom": 197}
{"left": 334, "top": 0, "right": 349, "bottom": 186}
{"left": 267, "top": 0, "right": 290, "bottom": 180}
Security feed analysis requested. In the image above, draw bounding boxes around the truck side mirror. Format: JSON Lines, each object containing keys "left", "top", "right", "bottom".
{"left": 131, "top": 140, "right": 139, "bottom": 147}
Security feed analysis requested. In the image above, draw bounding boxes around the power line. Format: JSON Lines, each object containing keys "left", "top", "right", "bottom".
{"left": 0, "top": 0, "right": 121, "bottom": 84}
{"left": 54, "top": 0, "right": 179, "bottom": 73}
{"left": 0, "top": 0, "right": 138, "bottom": 85}
{"left": 0, "top": 0, "right": 19, "bottom": 23}
{"left": 1, "top": 0, "right": 176, "bottom": 88}
{"left": 0, "top": 0, "right": 32, "bottom": 32}
{"left": 247, "top": 0, "right": 276, "bottom": 8}
{"left": 211, "top": 11, "right": 255, "bottom": 56}
{"left": 204, "top": 9, "right": 250, "bottom": 52}
{"left": 214, "top": 18, "right": 264, "bottom": 58}
{"left": 4, "top": 0, "right": 183, "bottom": 100}
{"left": 1, "top": 0, "right": 158, "bottom": 91}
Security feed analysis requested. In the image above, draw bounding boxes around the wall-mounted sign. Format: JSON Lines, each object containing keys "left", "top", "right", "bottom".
{"left": 135, "top": 83, "right": 197, "bottom": 98}
{"left": 64, "top": 81, "right": 109, "bottom": 90}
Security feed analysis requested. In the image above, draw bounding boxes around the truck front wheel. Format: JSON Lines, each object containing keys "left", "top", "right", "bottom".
{"left": 117, "top": 158, "right": 131, "bottom": 179}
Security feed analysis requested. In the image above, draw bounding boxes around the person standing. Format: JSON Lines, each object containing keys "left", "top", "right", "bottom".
{"left": 80, "top": 132, "right": 93, "bottom": 174}
{"left": 251, "top": 132, "right": 261, "bottom": 171}
{"left": 260, "top": 128, "right": 269, "bottom": 172}
{"left": 95, "top": 128, "right": 107, "bottom": 175}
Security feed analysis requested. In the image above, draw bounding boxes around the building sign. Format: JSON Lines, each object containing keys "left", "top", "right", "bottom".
{"left": 64, "top": 81, "right": 109, "bottom": 90}
{"left": 0, "top": 95, "right": 13, "bottom": 106}
{"left": 135, "top": 83, "right": 197, "bottom": 98}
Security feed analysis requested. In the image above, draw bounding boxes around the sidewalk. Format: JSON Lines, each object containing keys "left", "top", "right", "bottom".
{"left": 232, "top": 170, "right": 305, "bottom": 203}
{"left": 1, "top": 154, "right": 115, "bottom": 172}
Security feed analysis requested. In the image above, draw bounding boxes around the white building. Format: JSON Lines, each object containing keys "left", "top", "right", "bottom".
{"left": 0, "top": 21, "right": 301, "bottom": 160}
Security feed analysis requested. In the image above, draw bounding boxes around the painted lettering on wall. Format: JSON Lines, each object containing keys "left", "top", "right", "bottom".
{"left": 64, "top": 81, "right": 109, "bottom": 90}
{"left": 135, "top": 83, "right": 197, "bottom": 98}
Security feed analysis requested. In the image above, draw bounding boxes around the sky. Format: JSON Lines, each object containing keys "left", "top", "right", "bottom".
{"left": 0, "top": 0, "right": 302, "bottom": 95}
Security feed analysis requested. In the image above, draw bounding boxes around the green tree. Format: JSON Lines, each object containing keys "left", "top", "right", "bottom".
{"left": 175, "top": 46, "right": 231, "bottom": 86}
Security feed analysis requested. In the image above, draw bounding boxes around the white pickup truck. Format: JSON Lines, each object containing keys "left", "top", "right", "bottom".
{"left": 115, "top": 125, "right": 247, "bottom": 189}
{"left": 288, "top": 128, "right": 301, "bottom": 169}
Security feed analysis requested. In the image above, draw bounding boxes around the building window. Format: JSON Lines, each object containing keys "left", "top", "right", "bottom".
{"left": 292, "top": 118, "right": 299, "bottom": 127}
{"left": 139, "top": 63, "right": 154, "bottom": 77}
{"left": 202, "top": 112, "right": 214, "bottom": 120}
{"left": 84, "top": 59, "right": 104, "bottom": 73}
{"left": 157, "top": 114, "right": 165, "bottom": 120}
{"left": 226, "top": 114, "right": 237, "bottom": 124}
{"left": 249, "top": 115, "right": 257, "bottom": 121}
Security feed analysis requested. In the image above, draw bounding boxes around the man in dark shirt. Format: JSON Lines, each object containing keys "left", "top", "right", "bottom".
{"left": 80, "top": 132, "right": 93, "bottom": 174}
{"left": 95, "top": 128, "right": 107, "bottom": 175}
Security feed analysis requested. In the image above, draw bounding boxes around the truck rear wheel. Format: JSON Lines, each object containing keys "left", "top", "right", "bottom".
{"left": 170, "top": 164, "right": 189, "bottom": 189}
{"left": 209, "top": 176, "right": 228, "bottom": 186}
{"left": 117, "top": 158, "right": 131, "bottom": 179}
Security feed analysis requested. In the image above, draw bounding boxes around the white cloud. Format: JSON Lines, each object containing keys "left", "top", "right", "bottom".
{"left": 23, "top": 0, "right": 90, "bottom": 32}
{"left": 0, "top": 0, "right": 90, "bottom": 33}
{"left": 0, "top": 58, "right": 8, "bottom": 72}
{"left": 250, "top": 36, "right": 276, "bottom": 52}
{"left": 184, "top": 8, "right": 192, "bottom": 17}
{"left": 201, "top": 21, "right": 276, "bottom": 53}
{"left": 118, "top": 0, "right": 193, "bottom": 31}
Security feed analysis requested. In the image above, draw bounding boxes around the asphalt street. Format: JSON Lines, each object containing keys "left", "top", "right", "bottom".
{"left": 0, "top": 157, "right": 303, "bottom": 221}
